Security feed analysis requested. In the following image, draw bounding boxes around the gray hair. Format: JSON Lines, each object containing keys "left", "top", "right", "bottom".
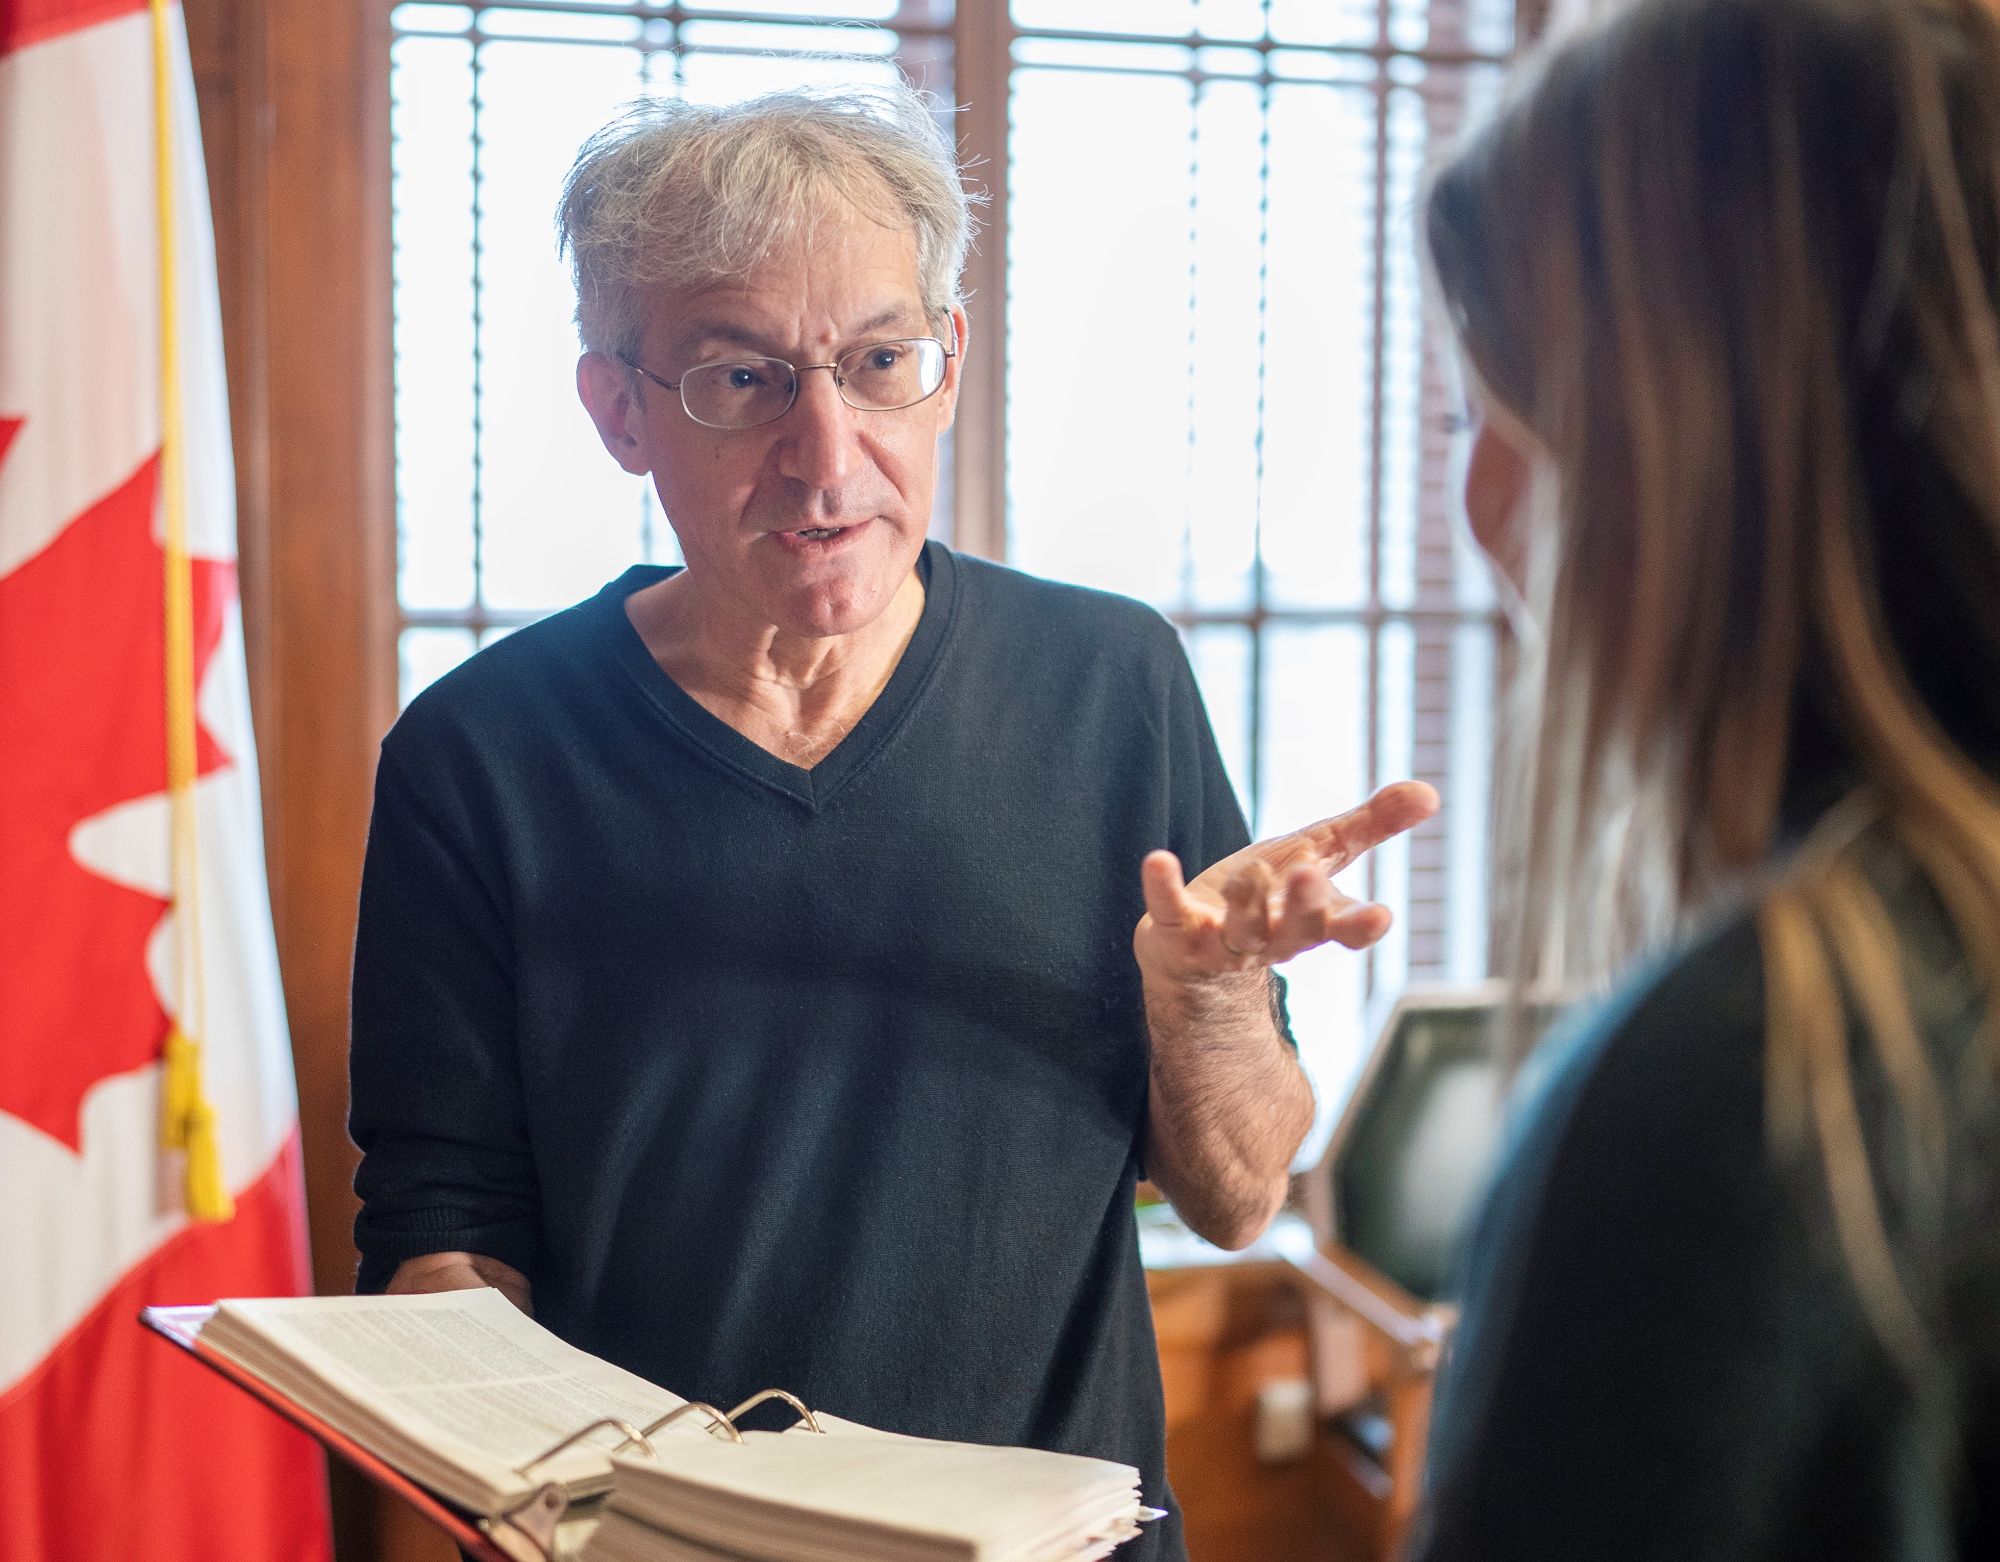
{"left": 556, "top": 80, "right": 977, "bottom": 360}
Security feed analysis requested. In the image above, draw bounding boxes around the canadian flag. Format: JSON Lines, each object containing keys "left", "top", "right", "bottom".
{"left": 0, "top": 2, "right": 333, "bottom": 1559}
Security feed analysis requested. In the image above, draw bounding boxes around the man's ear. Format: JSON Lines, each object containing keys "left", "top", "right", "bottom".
{"left": 577, "top": 351, "right": 651, "bottom": 476}
{"left": 932, "top": 306, "right": 969, "bottom": 433}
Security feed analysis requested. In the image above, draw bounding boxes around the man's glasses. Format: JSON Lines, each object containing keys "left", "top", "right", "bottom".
{"left": 619, "top": 336, "right": 955, "bottom": 430}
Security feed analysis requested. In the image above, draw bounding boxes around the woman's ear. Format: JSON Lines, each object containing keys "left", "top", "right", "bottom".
{"left": 1463, "top": 407, "right": 1535, "bottom": 597}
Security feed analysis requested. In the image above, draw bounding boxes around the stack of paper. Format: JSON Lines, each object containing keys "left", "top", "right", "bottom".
{"left": 582, "top": 1415, "right": 1144, "bottom": 1562}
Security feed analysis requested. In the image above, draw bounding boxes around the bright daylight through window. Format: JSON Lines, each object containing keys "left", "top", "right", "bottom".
{"left": 388, "top": 0, "right": 1512, "bottom": 1148}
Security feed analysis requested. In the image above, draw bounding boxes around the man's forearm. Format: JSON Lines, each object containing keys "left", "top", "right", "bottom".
{"left": 1142, "top": 970, "right": 1315, "bottom": 1250}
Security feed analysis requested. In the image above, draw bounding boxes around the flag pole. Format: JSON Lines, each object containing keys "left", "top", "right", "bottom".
{"left": 151, "top": 0, "right": 231, "bottom": 1222}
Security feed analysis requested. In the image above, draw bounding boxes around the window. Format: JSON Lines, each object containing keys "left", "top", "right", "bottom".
{"left": 998, "top": 3, "right": 1509, "bottom": 1151}
{"left": 388, "top": 0, "right": 1511, "bottom": 1149}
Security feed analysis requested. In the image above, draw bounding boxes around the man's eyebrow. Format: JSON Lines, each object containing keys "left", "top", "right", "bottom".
{"left": 672, "top": 304, "right": 927, "bottom": 362}
{"left": 672, "top": 321, "right": 778, "bottom": 358}
{"left": 848, "top": 304, "right": 924, "bottom": 340}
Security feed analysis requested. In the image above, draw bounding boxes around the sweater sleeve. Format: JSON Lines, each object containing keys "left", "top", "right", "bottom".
{"left": 1160, "top": 626, "right": 1252, "bottom": 876}
{"left": 348, "top": 738, "right": 544, "bottom": 1293}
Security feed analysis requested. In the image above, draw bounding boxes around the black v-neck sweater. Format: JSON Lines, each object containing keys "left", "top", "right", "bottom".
{"left": 349, "top": 543, "right": 1256, "bottom": 1560}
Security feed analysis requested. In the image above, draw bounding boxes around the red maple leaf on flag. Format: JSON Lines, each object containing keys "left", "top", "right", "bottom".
{"left": 0, "top": 437, "right": 237, "bottom": 1151}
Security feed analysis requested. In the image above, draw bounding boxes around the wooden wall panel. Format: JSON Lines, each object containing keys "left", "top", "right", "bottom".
{"left": 245, "top": 0, "right": 399, "bottom": 1305}
{"left": 185, "top": 1, "right": 409, "bottom": 1556}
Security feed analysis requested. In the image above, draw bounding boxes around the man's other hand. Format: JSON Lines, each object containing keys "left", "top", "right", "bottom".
{"left": 385, "top": 1251, "right": 534, "bottom": 1316}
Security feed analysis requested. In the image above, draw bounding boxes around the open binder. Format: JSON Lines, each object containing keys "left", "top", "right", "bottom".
{"left": 141, "top": 1305, "right": 826, "bottom": 1562}
{"left": 143, "top": 1299, "right": 1148, "bottom": 1562}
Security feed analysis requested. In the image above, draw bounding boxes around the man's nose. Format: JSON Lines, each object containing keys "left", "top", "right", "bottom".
{"left": 775, "top": 364, "right": 861, "bottom": 492}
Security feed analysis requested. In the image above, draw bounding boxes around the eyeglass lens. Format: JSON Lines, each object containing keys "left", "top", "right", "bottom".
{"left": 678, "top": 337, "right": 947, "bottom": 429}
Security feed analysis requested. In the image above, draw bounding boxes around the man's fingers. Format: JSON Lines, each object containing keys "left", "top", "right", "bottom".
{"left": 1325, "top": 897, "right": 1393, "bottom": 951}
{"left": 1297, "top": 780, "right": 1440, "bottom": 870}
{"left": 1263, "top": 863, "right": 1391, "bottom": 957}
{"left": 1264, "top": 859, "right": 1333, "bottom": 958}
{"left": 1221, "top": 860, "right": 1276, "bottom": 957}
{"left": 1140, "top": 849, "right": 1193, "bottom": 928}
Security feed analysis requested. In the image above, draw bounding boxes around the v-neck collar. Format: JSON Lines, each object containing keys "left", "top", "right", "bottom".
{"left": 590, "top": 541, "right": 959, "bottom": 813}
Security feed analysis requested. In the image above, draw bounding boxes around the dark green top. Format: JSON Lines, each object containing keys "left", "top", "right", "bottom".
{"left": 349, "top": 543, "right": 1262, "bottom": 1562}
{"left": 1415, "top": 832, "right": 2000, "bottom": 1560}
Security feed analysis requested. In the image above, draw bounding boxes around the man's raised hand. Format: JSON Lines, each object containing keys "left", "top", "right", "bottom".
{"left": 1133, "top": 781, "right": 1441, "bottom": 983}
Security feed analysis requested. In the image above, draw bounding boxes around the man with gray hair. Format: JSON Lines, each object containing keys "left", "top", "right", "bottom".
{"left": 348, "top": 82, "right": 1433, "bottom": 1559}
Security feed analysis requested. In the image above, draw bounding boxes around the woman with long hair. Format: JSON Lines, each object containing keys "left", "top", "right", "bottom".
{"left": 1413, "top": 0, "right": 2000, "bottom": 1554}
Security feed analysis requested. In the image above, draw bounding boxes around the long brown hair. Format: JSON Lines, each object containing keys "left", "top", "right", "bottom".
{"left": 1427, "top": 0, "right": 2000, "bottom": 1361}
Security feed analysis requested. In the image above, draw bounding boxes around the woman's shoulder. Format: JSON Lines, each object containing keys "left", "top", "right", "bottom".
{"left": 1509, "top": 908, "right": 1770, "bottom": 1190}
{"left": 1421, "top": 849, "right": 2000, "bottom": 1561}
{"left": 1484, "top": 846, "right": 1998, "bottom": 1347}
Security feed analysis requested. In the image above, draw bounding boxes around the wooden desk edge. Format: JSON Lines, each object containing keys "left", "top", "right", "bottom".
{"left": 1270, "top": 1247, "right": 1450, "bottom": 1368}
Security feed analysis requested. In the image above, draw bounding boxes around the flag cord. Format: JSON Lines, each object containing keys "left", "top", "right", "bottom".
{"left": 152, "top": 0, "right": 231, "bottom": 1222}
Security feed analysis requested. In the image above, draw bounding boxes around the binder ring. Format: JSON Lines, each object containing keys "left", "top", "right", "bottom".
{"left": 639, "top": 1401, "right": 746, "bottom": 1444}
{"left": 724, "top": 1388, "right": 825, "bottom": 1434}
{"left": 514, "top": 1416, "right": 655, "bottom": 1479}
{"left": 488, "top": 1482, "right": 569, "bottom": 1562}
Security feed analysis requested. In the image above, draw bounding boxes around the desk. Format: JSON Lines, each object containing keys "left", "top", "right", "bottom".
{"left": 1141, "top": 1210, "right": 1366, "bottom": 1562}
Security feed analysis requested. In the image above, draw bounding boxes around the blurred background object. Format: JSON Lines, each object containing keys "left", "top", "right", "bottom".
{"left": 1284, "top": 987, "right": 1566, "bottom": 1558}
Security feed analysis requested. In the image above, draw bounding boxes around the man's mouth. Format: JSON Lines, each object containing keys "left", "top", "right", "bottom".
{"left": 766, "top": 519, "right": 867, "bottom": 552}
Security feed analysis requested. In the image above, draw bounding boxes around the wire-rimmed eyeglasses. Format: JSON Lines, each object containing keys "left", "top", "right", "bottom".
{"left": 619, "top": 336, "right": 955, "bottom": 431}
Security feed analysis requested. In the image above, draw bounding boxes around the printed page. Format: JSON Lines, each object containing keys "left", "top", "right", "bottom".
{"left": 204, "top": 1289, "right": 698, "bottom": 1509}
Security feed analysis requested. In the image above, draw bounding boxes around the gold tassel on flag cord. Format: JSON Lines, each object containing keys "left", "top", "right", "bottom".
{"left": 152, "top": 0, "right": 231, "bottom": 1222}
